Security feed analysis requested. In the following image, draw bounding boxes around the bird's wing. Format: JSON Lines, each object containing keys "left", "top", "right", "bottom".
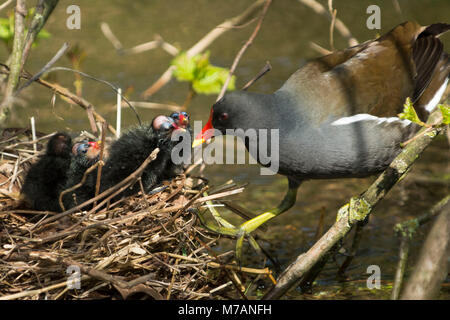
{"left": 278, "top": 22, "right": 450, "bottom": 125}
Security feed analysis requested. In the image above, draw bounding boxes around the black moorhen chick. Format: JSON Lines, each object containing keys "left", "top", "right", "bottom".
{"left": 100, "top": 112, "right": 191, "bottom": 200}
{"left": 22, "top": 132, "right": 73, "bottom": 212}
{"left": 193, "top": 22, "right": 450, "bottom": 261}
{"left": 62, "top": 140, "right": 101, "bottom": 209}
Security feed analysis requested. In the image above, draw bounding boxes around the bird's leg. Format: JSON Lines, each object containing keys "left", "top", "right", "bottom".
{"left": 234, "top": 182, "right": 299, "bottom": 261}
{"left": 194, "top": 178, "right": 301, "bottom": 263}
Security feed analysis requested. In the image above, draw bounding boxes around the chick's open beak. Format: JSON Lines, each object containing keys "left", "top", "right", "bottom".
{"left": 179, "top": 113, "right": 188, "bottom": 126}
{"left": 89, "top": 141, "right": 100, "bottom": 150}
{"left": 192, "top": 108, "right": 214, "bottom": 148}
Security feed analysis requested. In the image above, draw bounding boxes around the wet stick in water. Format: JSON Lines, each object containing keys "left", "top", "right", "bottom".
{"left": 392, "top": 195, "right": 450, "bottom": 300}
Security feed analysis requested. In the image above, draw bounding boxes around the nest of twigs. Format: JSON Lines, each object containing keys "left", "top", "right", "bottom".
{"left": 0, "top": 129, "right": 273, "bottom": 300}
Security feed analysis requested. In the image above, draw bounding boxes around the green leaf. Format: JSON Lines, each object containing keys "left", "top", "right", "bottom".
{"left": 171, "top": 51, "right": 236, "bottom": 95}
{"left": 171, "top": 52, "right": 197, "bottom": 81}
{"left": 193, "top": 65, "right": 235, "bottom": 94}
{"left": 398, "top": 97, "right": 424, "bottom": 125}
{"left": 0, "top": 17, "right": 13, "bottom": 40}
{"left": 439, "top": 104, "right": 450, "bottom": 125}
{"left": 37, "top": 29, "right": 51, "bottom": 39}
{"left": 0, "top": 10, "right": 51, "bottom": 47}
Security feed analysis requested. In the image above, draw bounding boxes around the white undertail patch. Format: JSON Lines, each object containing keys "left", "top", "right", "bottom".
{"left": 331, "top": 114, "right": 412, "bottom": 127}
{"left": 424, "top": 78, "right": 449, "bottom": 112}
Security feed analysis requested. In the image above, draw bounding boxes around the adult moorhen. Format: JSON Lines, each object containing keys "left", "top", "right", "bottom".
{"left": 192, "top": 21, "right": 450, "bottom": 262}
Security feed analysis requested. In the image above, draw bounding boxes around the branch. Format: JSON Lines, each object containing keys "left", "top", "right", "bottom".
{"left": 0, "top": 0, "right": 13, "bottom": 12}
{"left": 0, "top": 64, "right": 117, "bottom": 135}
{"left": 241, "top": 61, "right": 272, "bottom": 91}
{"left": 100, "top": 22, "right": 179, "bottom": 56}
{"left": 263, "top": 110, "right": 445, "bottom": 300}
{"left": 400, "top": 201, "right": 450, "bottom": 299}
{"left": 0, "top": 0, "right": 27, "bottom": 125}
{"left": 298, "top": 0, "right": 358, "bottom": 47}
{"left": 141, "top": 0, "right": 267, "bottom": 99}
{"left": 15, "top": 42, "right": 69, "bottom": 95}
{"left": 94, "top": 121, "right": 108, "bottom": 206}
{"left": 21, "top": 0, "right": 60, "bottom": 68}
{"left": 58, "top": 161, "right": 101, "bottom": 212}
{"left": 217, "top": 0, "right": 272, "bottom": 101}
{"left": 391, "top": 195, "right": 450, "bottom": 299}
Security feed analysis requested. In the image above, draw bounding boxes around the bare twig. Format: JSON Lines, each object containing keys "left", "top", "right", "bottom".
{"left": 16, "top": 42, "right": 69, "bottom": 95}
{"left": 1, "top": 131, "right": 56, "bottom": 149}
{"left": 309, "top": 41, "right": 332, "bottom": 55}
{"left": 241, "top": 61, "right": 272, "bottom": 91}
{"left": 0, "top": 64, "right": 117, "bottom": 135}
{"left": 391, "top": 236, "right": 410, "bottom": 300}
{"left": 141, "top": 0, "right": 267, "bottom": 99}
{"left": 298, "top": 0, "right": 358, "bottom": 47}
{"left": 0, "top": 0, "right": 27, "bottom": 124}
{"left": 328, "top": 1, "right": 337, "bottom": 51}
{"left": 101, "top": 23, "right": 179, "bottom": 56}
{"left": 21, "top": 0, "right": 60, "bottom": 68}
{"left": 129, "top": 101, "right": 182, "bottom": 112}
{"left": 391, "top": 194, "right": 450, "bottom": 299}
{"left": 400, "top": 201, "right": 450, "bottom": 299}
{"left": 217, "top": 0, "right": 272, "bottom": 102}
{"left": 337, "top": 222, "right": 364, "bottom": 277}
{"left": 0, "top": 0, "right": 14, "bottom": 12}
{"left": 58, "top": 162, "right": 101, "bottom": 211}
{"left": 93, "top": 122, "right": 107, "bottom": 207}
{"left": 100, "top": 22, "right": 123, "bottom": 51}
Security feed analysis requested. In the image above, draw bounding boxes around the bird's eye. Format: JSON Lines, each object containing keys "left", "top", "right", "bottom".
{"left": 81, "top": 143, "right": 89, "bottom": 153}
{"left": 74, "top": 143, "right": 89, "bottom": 155}
{"left": 181, "top": 112, "right": 188, "bottom": 118}
{"left": 170, "top": 112, "right": 179, "bottom": 119}
{"left": 219, "top": 113, "right": 229, "bottom": 121}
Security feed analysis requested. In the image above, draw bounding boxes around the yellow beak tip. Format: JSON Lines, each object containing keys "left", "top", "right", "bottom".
{"left": 192, "top": 138, "right": 205, "bottom": 148}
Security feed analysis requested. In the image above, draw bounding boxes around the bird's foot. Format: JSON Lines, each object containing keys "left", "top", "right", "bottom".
{"left": 235, "top": 221, "right": 263, "bottom": 263}
{"left": 192, "top": 206, "right": 265, "bottom": 264}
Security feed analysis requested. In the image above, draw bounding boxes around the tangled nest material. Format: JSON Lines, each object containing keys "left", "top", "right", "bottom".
{"left": 0, "top": 129, "right": 274, "bottom": 300}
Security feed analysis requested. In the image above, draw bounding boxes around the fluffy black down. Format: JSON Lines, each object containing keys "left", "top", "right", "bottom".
{"left": 100, "top": 122, "right": 190, "bottom": 200}
{"left": 21, "top": 133, "right": 72, "bottom": 212}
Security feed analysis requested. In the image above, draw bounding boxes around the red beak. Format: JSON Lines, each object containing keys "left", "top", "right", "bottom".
{"left": 192, "top": 108, "right": 214, "bottom": 147}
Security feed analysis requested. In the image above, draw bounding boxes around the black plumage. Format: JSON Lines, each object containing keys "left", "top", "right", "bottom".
{"left": 100, "top": 112, "right": 191, "bottom": 200}
{"left": 21, "top": 132, "right": 72, "bottom": 212}
{"left": 21, "top": 112, "right": 191, "bottom": 211}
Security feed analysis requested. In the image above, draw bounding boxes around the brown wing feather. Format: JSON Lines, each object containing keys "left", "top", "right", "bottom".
{"left": 412, "top": 36, "right": 444, "bottom": 102}
{"left": 279, "top": 22, "right": 449, "bottom": 124}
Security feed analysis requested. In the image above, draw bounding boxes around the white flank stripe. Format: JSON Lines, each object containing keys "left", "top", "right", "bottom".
{"left": 331, "top": 114, "right": 412, "bottom": 126}
{"left": 424, "top": 78, "right": 449, "bottom": 112}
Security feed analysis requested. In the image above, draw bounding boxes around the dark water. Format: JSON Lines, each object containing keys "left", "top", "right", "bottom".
{"left": 1, "top": 0, "right": 449, "bottom": 299}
